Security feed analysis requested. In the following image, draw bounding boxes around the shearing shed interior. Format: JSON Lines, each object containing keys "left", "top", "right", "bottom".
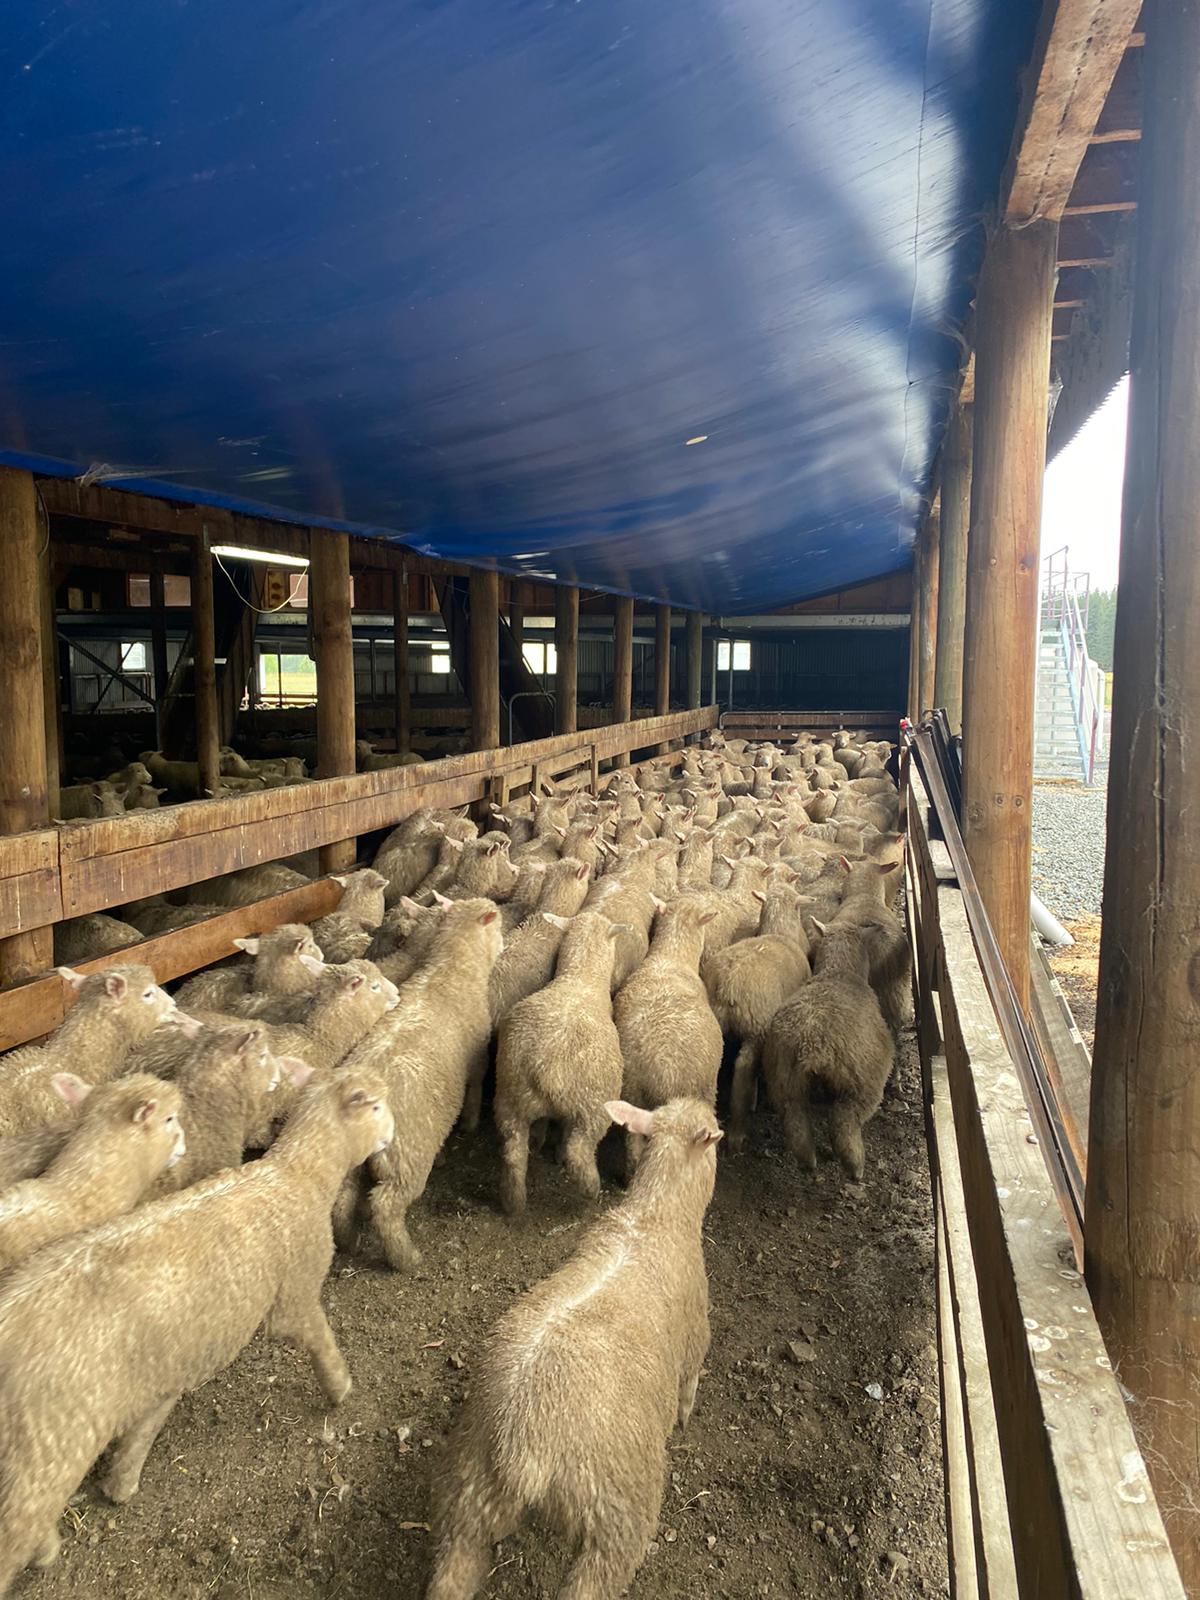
{"left": 0, "top": 2, "right": 1196, "bottom": 1597}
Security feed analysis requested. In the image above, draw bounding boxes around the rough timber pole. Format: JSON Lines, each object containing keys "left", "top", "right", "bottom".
{"left": 555, "top": 586, "right": 579, "bottom": 736}
{"left": 907, "top": 535, "right": 925, "bottom": 720}
{"left": 392, "top": 566, "right": 411, "bottom": 754}
{"left": 935, "top": 404, "right": 973, "bottom": 730}
{"left": 684, "top": 608, "right": 704, "bottom": 710}
{"left": 612, "top": 597, "right": 633, "bottom": 766}
{"left": 1086, "top": 6, "right": 1200, "bottom": 1583}
{"left": 38, "top": 538, "right": 61, "bottom": 821}
{"left": 0, "top": 468, "right": 52, "bottom": 983}
{"left": 311, "top": 530, "right": 357, "bottom": 872}
{"left": 192, "top": 528, "right": 222, "bottom": 802}
{"left": 654, "top": 604, "right": 671, "bottom": 754}
{"left": 509, "top": 582, "right": 525, "bottom": 658}
{"left": 918, "top": 507, "right": 940, "bottom": 719}
{"left": 961, "top": 220, "right": 1057, "bottom": 1012}
{"left": 469, "top": 570, "right": 501, "bottom": 753}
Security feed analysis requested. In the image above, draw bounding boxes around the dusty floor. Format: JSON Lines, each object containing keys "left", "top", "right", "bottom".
{"left": 26, "top": 1036, "right": 945, "bottom": 1600}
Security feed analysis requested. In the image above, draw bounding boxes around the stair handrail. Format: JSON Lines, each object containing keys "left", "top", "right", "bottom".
{"left": 1061, "top": 588, "right": 1100, "bottom": 785}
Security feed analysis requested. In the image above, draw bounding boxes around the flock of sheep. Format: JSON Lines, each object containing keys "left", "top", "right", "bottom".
{"left": 0, "top": 727, "right": 907, "bottom": 1599}
{"left": 55, "top": 738, "right": 426, "bottom": 821}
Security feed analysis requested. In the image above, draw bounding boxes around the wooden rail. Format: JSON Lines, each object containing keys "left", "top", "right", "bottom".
{"left": 0, "top": 707, "right": 716, "bottom": 1051}
{"left": 904, "top": 755, "right": 1185, "bottom": 1600}
{"left": 718, "top": 709, "right": 900, "bottom": 740}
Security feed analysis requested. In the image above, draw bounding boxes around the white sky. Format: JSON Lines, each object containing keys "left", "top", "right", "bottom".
{"left": 1040, "top": 374, "right": 1129, "bottom": 591}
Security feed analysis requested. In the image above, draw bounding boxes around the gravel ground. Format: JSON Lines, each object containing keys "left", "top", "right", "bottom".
{"left": 1031, "top": 779, "right": 1108, "bottom": 923}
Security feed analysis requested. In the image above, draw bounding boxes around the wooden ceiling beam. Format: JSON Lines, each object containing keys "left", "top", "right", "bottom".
{"left": 1002, "top": 0, "right": 1142, "bottom": 223}
{"left": 36, "top": 478, "right": 455, "bottom": 578}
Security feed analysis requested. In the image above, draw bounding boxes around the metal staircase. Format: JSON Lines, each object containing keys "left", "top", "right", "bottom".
{"left": 1034, "top": 547, "right": 1103, "bottom": 784}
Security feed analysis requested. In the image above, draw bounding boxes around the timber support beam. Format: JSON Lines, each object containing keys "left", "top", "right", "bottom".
{"left": 554, "top": 586, "right": 579, "bottom": 737}
{"left": 0, "top": 468, "right": 53, "bottom": 983}
{"left": 1086, "top": 5, "right": 1200, "bottom": 1584}
{"left": 961, "top": 220, "right": 1058, "bottom": 1012}
{"left": 311, "top": 530, "right": 357, "bottom": 871}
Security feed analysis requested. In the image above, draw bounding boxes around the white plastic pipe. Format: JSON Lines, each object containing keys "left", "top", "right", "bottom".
{"left": 1031, "top": 890, "right": 1074, "bottom": 947}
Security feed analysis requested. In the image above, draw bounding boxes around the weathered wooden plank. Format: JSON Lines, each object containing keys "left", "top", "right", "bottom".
{"left": 930, "top": 1053, "right": 1020, "bottom": 1598}
{"left": 1003, "top": 0, "right": 1143, "bottom": 223}
{"left": 938, "top": 883, "right": 1184, "bottom": 1600}
{"left": 0, "top": 878, "right": 345, "bottom": 1051}
{"left": 0, "top": 831, "right": 63, "bottom": 941}
{"left": 934, "top": 1182, "right": 983, "bottom": 1600}
{"left": 50, "top": 709, "right": 717, "bottom": 917}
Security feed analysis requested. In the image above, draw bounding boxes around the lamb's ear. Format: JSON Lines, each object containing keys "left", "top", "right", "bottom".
{"left": 542, "top": 912, "right": 571, "bottom": 929}
{"left": 719, "top": 854, "right": 738, "bottom": 870}
{"left": 131, "top": 1097, "right": 159, "bottom": 1125}
{"left": 366, "top": 870, "right": 388, "bottom": 890}
{"left": 811, "top": 917, "right": 828, "bottom": 936}
{"left": 399, "top": 896, "right": 425, "bottom": 914}
{"left": 299, "top": 953, "right": 326, "bottom": 976}
{"left": 693, "top": 1124, "right": 724, "bottom": 1150}
{"left": 604, "top": 1099, "right": 656, "bottom": 1137}
{"left": 478, "top": 908, "right": 500, "bottom": 926}
{"left": 104, "top": 972, "right": 129, "bottom": 1001}
{"left": 575, "top": 862, "right": 590, "bottom": 880}
{"left": 878, "top": 860, "right": 901, "bottom": 875}
{"left": 649, "top": 893, "right": 667, "bottom": 913}
{"left": 51, "top": 1072, "right": 92, "bottom": 1108}
{"left": 751, "top": 889, "right": 768, "bottom": 905}
{"left": 279, "top": 1057, "right": 314, "bottom": 1088}
{"left": 234, "top": 1030, "right": 263, "bottom": 1057}
{"left": 331, "top": 874, "right": 350, "bottom": 887}
{"left": 445, "top": 836, "right": 465, "bottom": 853}
{"left": 839, "top": 855, "right": 853, "bottom": 872}
{"left": 233, "top": 936, "right": 260, "bottom": 954}
{"left": 698, "top": 910, "right": 718, "bottom": 926}
{"left": 432, "top": 892, "right": 455, "bottom": 909}
{"left": 172, "top": 1012, "right": 204, "bottom": 1038}
{"left": 606, "top": 922, "right": 634, "bottom": 939}
{"left": 55, "top": 965, "right": 88, "bottom": 992}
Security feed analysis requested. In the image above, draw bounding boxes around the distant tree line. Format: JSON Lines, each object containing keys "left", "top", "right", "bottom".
{"left": 1085, "top": 588, "right": 1117, "bottom": 671}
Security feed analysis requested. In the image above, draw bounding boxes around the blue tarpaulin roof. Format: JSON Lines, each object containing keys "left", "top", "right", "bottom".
{"left": 1, "top": 1, "right": 1039, "bottom": 612}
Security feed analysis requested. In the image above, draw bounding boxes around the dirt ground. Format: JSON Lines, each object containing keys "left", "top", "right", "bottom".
{"left": 1048, "top": 914, "right": 1101, "bottom": 1052}
{"left": 26, "top": 1035, "right": 945, "bottom": 1600}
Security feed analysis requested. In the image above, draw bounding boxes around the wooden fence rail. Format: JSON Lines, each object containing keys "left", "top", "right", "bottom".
{"left": 904, "top": 754, "right": 1185, "bottom": 1600}
{"left": 0, "top": 706, "right": 717, "bottom": 1050}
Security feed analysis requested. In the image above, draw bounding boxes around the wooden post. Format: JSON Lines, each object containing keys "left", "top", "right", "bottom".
{"left": 555, "top": 585, "right": 578, "bottom": 736}
{"left": 469, "top": 569, "right": 501, "bottom": 753}
{"left": 907, "top": 535, "right": 925, "bottom": 720}
{"left": 961, "top": 220, "right": 1057, "bottom": 1013}
{"left": 149, "top": 568, "right": 170, "bottom": 750}
{"left": 192, "top": 529, "right": 221, "bottom": 801}
{"left": 391, "top": 566, "right": 411, "bottom": 753}
{"left": 311, "top": 530, "right": 357, "bottom": 872}
{"left": 0, "top": 468, "right": 52, "bottom": 983}
{"left": 1086, "top": 8, "right": 1200, "bottom": 1584}
{"left": 509, "top": 582, "right": 525, "bottom": 658}
{"left": 612, "top": 596, "right": 634, "bottom": 766}
{"left": 654, "top": 603, "right": 671, "bottom": 754}
{"left": 39, "top": 540, "right": 61, "bottom": 822}
{"left": 934, "top": 405, "right": 973, "bottom": 731}
{"left": 685, "top": 610, "right": 704, "bottom": 710}
{"left": 919, "top": 507, "right": 940, "bottom": 718}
